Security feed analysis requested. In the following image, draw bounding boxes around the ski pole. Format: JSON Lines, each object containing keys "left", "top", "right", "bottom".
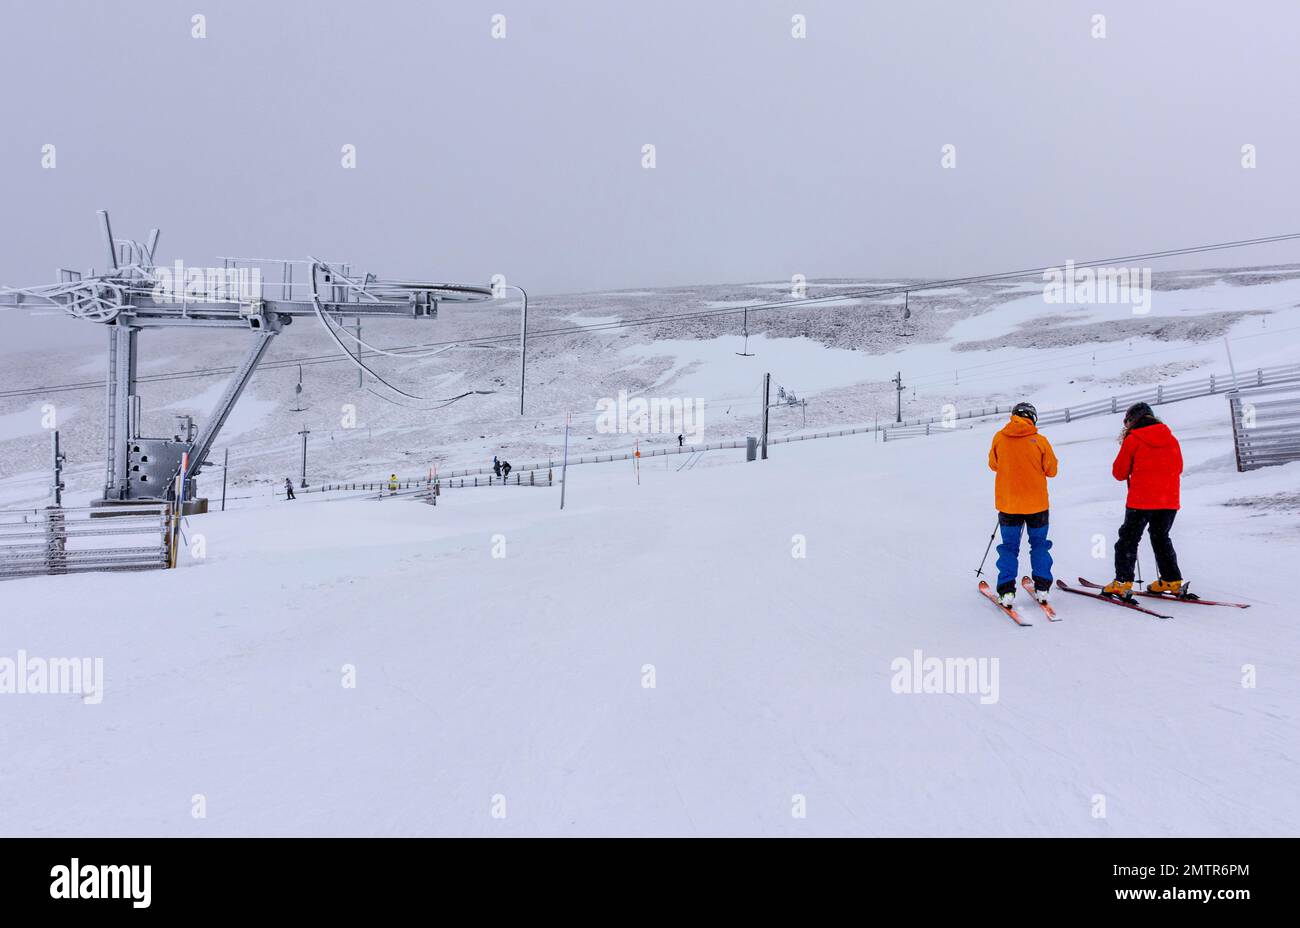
{"left": 974, "top": 521, "right": 999, "bottom": 577}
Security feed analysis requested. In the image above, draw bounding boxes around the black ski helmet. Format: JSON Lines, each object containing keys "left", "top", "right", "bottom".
{"left": 1124, "top": 401, "right": 1153, "bottom": 425}
{"left": 1011, "top": 401, "right": 1037, "bottom": 424}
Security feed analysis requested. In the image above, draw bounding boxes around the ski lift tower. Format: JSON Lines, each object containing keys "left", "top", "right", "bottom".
{"left": 2, "top": 211, "right": 497, "bottom": 513}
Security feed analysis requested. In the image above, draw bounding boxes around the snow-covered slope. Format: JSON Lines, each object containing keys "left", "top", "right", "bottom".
{"left": 4, "top": 389, "right": 1297, "bottom": 836}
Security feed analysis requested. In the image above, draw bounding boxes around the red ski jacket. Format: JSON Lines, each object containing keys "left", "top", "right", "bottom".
{"left": 1112, "top": 422, "right": 1182, "bottom": 510}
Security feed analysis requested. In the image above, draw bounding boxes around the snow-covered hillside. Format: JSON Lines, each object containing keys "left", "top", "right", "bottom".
{"left": 3, "top": 385, "right": 1298, "bottom": 836}
{"left": 2, "top": 265, "right": 1300, "bottom": 509}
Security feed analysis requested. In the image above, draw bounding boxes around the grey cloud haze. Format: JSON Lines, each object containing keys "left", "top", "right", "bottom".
{"left": 1, "top": 0, "right": 1298, "bottom": 295}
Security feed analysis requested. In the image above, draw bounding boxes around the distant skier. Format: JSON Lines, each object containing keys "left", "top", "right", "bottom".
{"left": 678, "top": 433, "right": 684, "bottom": 447}
{"left": 284, "top": 478, "right": 295, "bottom": 501}
{"left": 501, "top": 460, "right": 512, "bottom": 480}
{"left": 1103, "top": 403, "right": 1185, "bottom": 599}
{"left": 388, "top": 473, "right": 399, "bottom": 495}
{"left": 493, "top": 458, "right": 502, "bottom": 478}
{"left": 987, "top": 402, "right": 1058, "bottom": 607}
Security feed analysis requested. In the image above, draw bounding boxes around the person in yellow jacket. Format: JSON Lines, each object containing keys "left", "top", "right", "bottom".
{"left": 388, "top": 473, "right": 399, "bottom": 495}
{"left": 987, "top": 402, "right": 1059, "bottom": 606}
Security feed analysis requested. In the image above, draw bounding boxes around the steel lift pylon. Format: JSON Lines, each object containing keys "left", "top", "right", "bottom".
{"left": 4, "top": 211, "right": 496, "bottom": 510}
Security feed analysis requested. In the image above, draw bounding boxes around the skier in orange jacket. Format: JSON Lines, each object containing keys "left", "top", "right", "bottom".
{"left": 987, "top": 402, "right": 1059, "bottom": 606}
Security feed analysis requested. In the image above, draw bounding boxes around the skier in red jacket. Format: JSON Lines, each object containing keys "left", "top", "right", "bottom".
{"left": 1103, "top": 402, "right": 1185, "bottom": 599}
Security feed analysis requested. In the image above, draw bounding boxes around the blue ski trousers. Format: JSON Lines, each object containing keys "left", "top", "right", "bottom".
{"left": 996, "top": 509, "right": 1052, "bottom": 593}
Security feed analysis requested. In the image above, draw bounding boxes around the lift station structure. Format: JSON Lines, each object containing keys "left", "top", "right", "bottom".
{"left": 3, "top": 211, "right": 497, "bottom": 510}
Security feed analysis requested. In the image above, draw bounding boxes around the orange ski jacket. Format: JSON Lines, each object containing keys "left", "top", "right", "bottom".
{"left": 988, "top": 415, "right": 1059, "bottom": 514}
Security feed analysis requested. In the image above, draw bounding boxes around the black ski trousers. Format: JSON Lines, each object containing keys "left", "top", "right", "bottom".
{"left": 1114, "top": 508, "right": 1180, "bottom": 583}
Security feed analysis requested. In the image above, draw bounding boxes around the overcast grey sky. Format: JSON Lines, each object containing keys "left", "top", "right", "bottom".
{"left": 2, "top": 0, "right": 1298, "bottom": 295}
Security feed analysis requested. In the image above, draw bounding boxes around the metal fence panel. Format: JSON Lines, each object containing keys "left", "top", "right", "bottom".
{"left": 1228, "top": 382, "right": 1300, "bottom": 471}
{"left": 0, "top": 504, "right": 169, "bottom": 580}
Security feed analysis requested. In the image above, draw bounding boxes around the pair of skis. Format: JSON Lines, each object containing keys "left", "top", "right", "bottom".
{"left": 1054, "top": 578, "right": 1173, "bottom": 619}
{"left": 1072, "top": 577, "right": 1250, "bottom": 609}
{"left": 1058, "top": 577, "right": 1251, "bottom": 619}
{"left": 977, "top": 576, "right": 1058, "bottom": 626}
